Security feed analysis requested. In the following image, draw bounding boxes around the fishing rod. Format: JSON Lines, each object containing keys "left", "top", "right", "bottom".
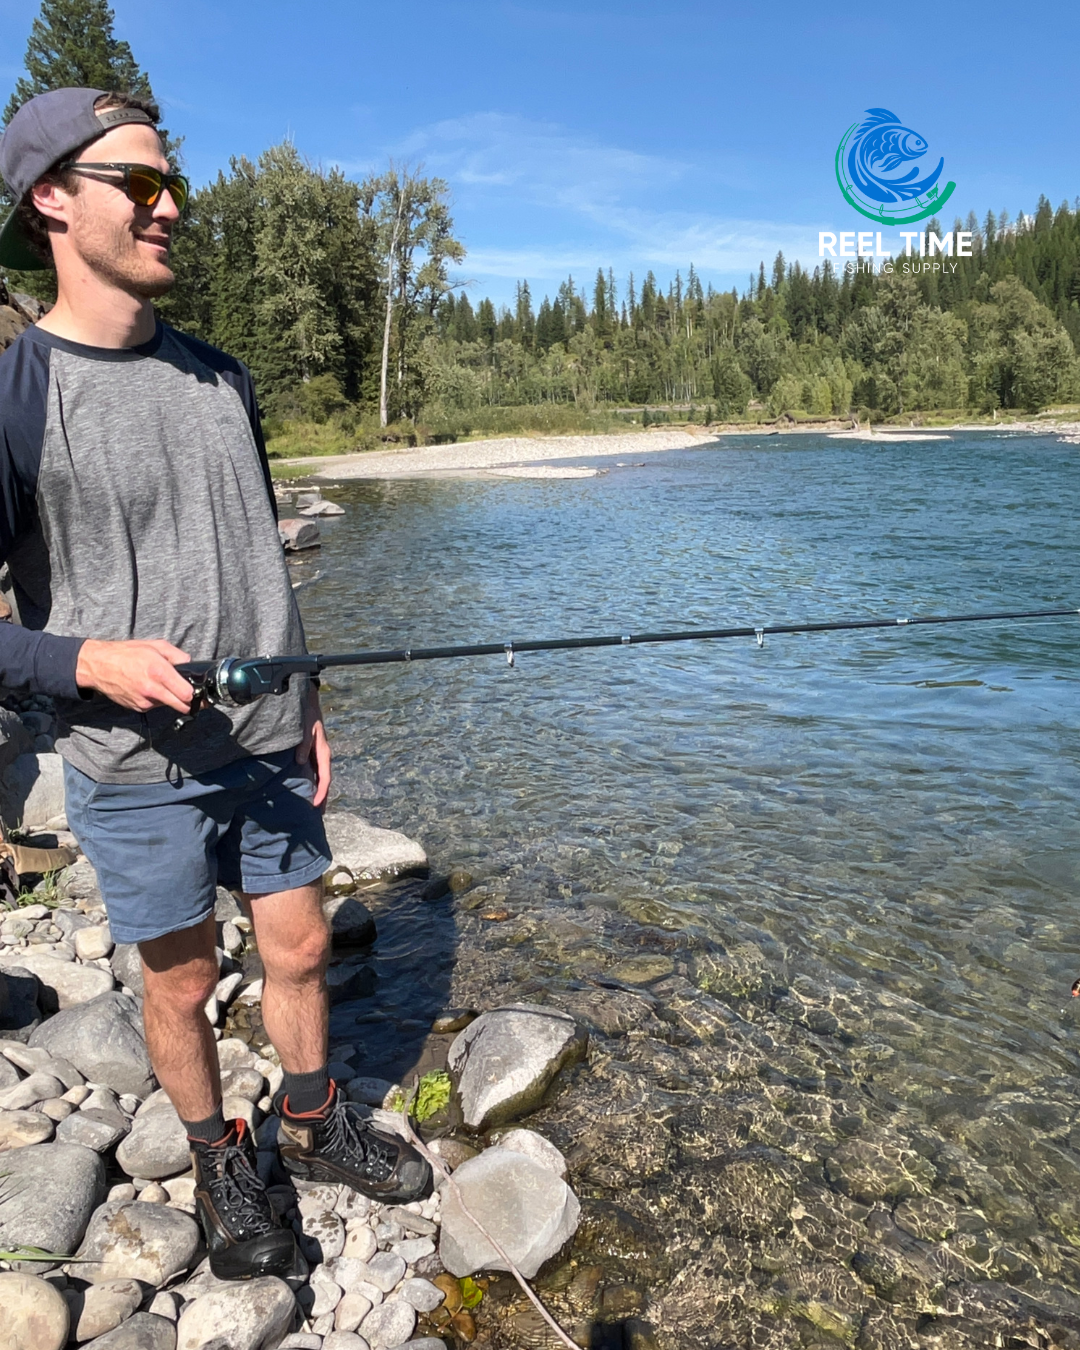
{"left": 176, "top": 605, "right": 1079, "bottom": 709}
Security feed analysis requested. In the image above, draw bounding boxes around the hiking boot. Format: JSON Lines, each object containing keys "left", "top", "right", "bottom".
{"left": 190, "top": 1119, "right": 306, "bottom": 1282}
{"left": 274, "top": 1081, "right": 433, "bottom": 1203}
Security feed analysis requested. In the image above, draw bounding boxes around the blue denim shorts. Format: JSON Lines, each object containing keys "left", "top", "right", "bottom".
{"left": 63, "top": 748, "right": 332, "bottom": 945}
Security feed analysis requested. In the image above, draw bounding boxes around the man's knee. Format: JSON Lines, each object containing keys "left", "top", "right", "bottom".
{"left": 139, "top": 922, "right": 220, "bottom": 1017}
{"left": 262, "top": 921, "right": 330, "bottom": 986}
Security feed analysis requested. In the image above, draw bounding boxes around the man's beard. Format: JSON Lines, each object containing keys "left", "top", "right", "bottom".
{"left": 74, "top": 211, "right": 176, "bottom": 299}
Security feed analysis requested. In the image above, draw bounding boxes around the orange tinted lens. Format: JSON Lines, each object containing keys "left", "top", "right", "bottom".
{"left": 127, "top": 167, "right": 163, "bottom": 206}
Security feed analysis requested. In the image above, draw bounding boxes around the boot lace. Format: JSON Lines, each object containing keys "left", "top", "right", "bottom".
{"left": 202, "top": 1128, "right": 275, "bottom": 1240}
{"left": 321, "top": 1093, "right": 398, "bottom": 1183}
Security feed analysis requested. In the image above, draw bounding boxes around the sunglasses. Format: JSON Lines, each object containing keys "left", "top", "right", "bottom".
{"left": 58, "top": 161, "right": 190, "bottom": 213}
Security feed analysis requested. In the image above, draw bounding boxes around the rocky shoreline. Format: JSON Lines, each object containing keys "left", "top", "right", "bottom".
{"left": 0, "top": 739, "right": 600, "bottom": 1350}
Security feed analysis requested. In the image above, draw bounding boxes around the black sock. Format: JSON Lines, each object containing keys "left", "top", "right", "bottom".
{"left": 183, "top": 1104, "right": 229, "bottom": 1144}
{"left": 281, "top": 1064, "right": 331, "bottom": 1116}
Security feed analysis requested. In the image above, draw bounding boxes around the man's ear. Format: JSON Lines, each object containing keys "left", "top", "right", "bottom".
{"left": 29, "top": 178, "right": 73, "bottom": 226}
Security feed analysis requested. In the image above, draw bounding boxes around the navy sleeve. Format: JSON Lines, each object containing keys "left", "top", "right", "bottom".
{"left": 0, "top": 332, "right": 84, "bottom": 699}
{"left": 166, "top": 328, "right": 278, "bottom": 519}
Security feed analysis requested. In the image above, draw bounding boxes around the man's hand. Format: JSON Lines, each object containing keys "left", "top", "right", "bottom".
{"left": 297, "top": 682, "right": 332, "bottom": 809}
{"left": 75, "top": 638, "right": 194, "bottom": 714}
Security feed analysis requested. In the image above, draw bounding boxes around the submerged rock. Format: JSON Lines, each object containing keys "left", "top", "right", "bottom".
{"left": 439, "top": 1147, "right": 581, "bottom": 1278}
{"left": 323, "top": 896, "right": 378, "bottom": 947}
{"left": 29, "top": 992, "right": 155, "bottom": 1099}
{"left": 0, "top": 1141, "right": 105, "bottom": 1270}
{"left": 323, "top": 811, "right": 428, "bottom": 881}
{"left": 447, "top": 1003, "right": 588, "bottom": 1131}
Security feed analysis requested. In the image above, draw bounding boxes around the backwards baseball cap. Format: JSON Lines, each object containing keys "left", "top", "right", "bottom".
{"left": 0, "top": 87, "right": 156, "bottom": 271}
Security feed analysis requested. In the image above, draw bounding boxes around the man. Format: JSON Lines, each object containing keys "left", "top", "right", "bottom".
{"left": 0, "top": 87, "right": 430, "bottom": 1282}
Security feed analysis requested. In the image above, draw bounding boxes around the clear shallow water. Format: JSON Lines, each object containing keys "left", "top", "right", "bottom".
{"left": 296, "top": 432, "right": 1080, "bottom": 1343}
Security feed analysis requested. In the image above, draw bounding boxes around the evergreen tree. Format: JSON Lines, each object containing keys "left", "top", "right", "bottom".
{"left": 4, "top": 0, "right": 154, "bottom": 124}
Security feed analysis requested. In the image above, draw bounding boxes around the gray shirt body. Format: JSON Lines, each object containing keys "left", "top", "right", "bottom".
{"left": 0, "top": 322, "right": 306, "bottom": 782}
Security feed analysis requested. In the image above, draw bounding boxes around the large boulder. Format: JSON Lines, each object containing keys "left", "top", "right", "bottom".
{"left": 0, "top": 965, "right": 44, "bottom": 1041}
{"left": 29, "top": 992, "right": 155, "bottom": 1099}
{"left": 447, "top": 1004, "right": 588, "bottom": 1132}
{"left": 0, "top": 951, "right": 114, "bottom": 1011}
{"left": 439, "top": 1147, "right": 580, "bottom": 1279}
{"left": 115, "top": 1102, "right": 191, "bottom": 1179}
{"left": 323, "top": 812, "right": 427, "bottom": 882}
{"left": 74, "top": 1200, "right": 199, "bottom": 1286}
{"left": 0, "top": 751, "right": 67, "bottom": 830}
{"left": 0, "top": 1141, "right": 105, "bottom": 1270}
{"left": 176, "top": 1277, "right": 297, "bottom": 1350}
{"left": 0, "top": 1270, "right": 69, "bottom": 1349}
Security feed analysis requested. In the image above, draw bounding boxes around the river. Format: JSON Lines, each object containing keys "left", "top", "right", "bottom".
{"left": 296, "top": 430, "right": 1080, "bottom": 1347}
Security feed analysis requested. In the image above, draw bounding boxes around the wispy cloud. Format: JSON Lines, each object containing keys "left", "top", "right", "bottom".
{"left": 330, "top": 112, "right": 822, "bottom": 296}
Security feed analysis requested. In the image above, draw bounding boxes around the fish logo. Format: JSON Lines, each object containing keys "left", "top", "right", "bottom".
{"left": 835, "top": 109, "right": 956, "bottom": 225}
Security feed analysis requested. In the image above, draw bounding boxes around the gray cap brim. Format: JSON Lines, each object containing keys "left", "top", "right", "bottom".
{"left": 0, "top": 203, "right": 49, "bottom": 272}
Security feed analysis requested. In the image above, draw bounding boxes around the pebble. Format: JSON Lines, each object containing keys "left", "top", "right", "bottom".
{"left": 56, "top": 1109, "right": 127, "bottom": 1152}
{"left": 40, "top": 1096, "right": 75, "bottom": 1120}
{"left": 393, "top": 1237, "right": 436, "bottom": 1263}
{"left": 62, "top": 1083, "right": 91, "bottom": 1105}
{"left": 0, "top": 1271, "right": 69, "bottom": 1350}
{"left": 216, "top": 1037, "right": 259, "bottom": 1070}
{"left": 0, "top": 1107, "right": 54, "bottom": 1147}
{"left": 0, "top": 1069, "right": 65, "bottom": 1110}
{"left": 220, "top": 1066, "right": 265, "bottom": 1102}
{"left": 341, "top": 1222, "right": 378, "bottom": 1263}
{"left": 148, "top": 1290, "right": 179, "bottom": 1321}
{"left": 363, "top": 1250, "right": 407, "bottom": 1293}
{"left": 359, "top": 1297, "right": 416, "bottom": 1347}
{"left": 297, "top": 1184, "right": 341, "bottom": 1219}
{"left": 279, "top": 1337, "right": 324, "bottom": 1350}
{"left": 302, "top": 1268, "right": 343, "bottom": 1318}
{"left": 323, "top": 1334, "right": 370, "bottom": 1350}
{"left": 74, "top": 925, "right": 114, "bottom": 961}
{"left": 83, "top": 1310, "right": 180, "bottom": 1347}
{"left": 140, "top": 1181, "right": 170, "bottom": 1203}
{"left": 69, "top": 1276, "right": 142, "bottom": 1340}
{"left": 334, "top": 1290, "right": 373, "bottom": 1331}
{"left": 386, "top": 1205, "right": 437, "bottom": 1237}
{"left": 399, "top": 1277, "right": 445, "bottom": 1313}
{"left": 0, "top": 1044, "right": 84, "bottom": 1087}
{"left": 336, "top": 1190, "right": 372, "bottom": 1221}
{"left": 107, "top": 1182, "right": 138, "bottom": 1202}
{"left": 300, "top": 1208, "right": 346, "bottom": 1263}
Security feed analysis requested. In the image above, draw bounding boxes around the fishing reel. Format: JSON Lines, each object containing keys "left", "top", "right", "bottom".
{"left": 176, "top": 655, "right": 322, "bottom": 710}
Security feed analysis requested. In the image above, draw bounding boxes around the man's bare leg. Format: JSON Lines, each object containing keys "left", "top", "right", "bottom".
{"left": 139, "top": 914, "right": 221, "bottom": 1121}
{"left": 244, "top": 881, "right": 330, "bottom": 1077}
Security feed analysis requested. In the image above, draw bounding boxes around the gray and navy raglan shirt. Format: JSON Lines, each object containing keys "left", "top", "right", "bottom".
{"left": 0, "top": 321, "right": 307, "bottom": 783}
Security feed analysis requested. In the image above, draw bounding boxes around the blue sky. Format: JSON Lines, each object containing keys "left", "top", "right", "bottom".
{"left": 2, "top": 0, "right": 1078, "bottom": 306}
